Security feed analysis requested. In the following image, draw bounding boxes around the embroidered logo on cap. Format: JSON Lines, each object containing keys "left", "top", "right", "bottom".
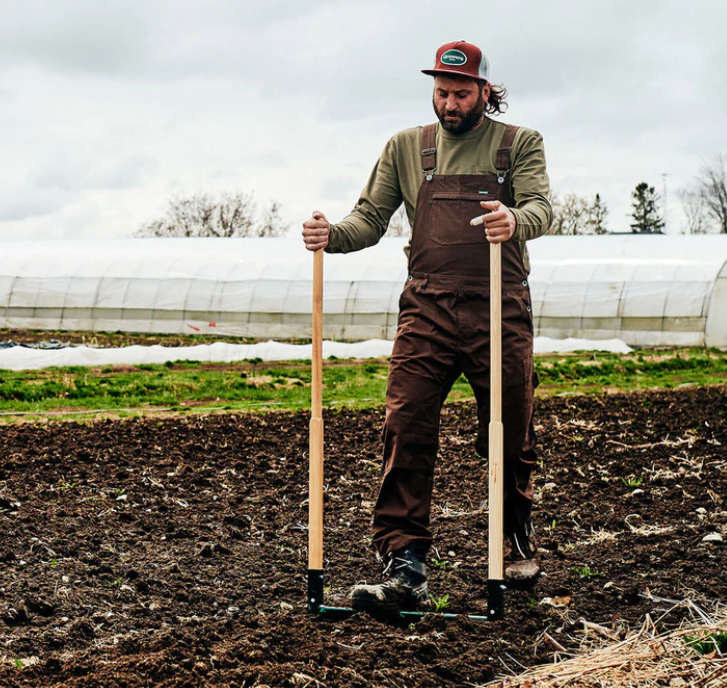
{"left": 440, "top": 49, "right": 467, "bottom": 66}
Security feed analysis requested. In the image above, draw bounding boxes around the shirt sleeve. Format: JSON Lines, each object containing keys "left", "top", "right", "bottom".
{"left": 509, "top": 129, "right": 553, "bottom": 242}
{"left": 325, "top": 136, "right": 404, "bottom": 254}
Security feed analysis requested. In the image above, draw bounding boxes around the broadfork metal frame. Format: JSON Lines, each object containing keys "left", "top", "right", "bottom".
{"left": 307, "top": 567, "right": 505, "bottom": 621}
{"left": 307, "top": 244, "right": 506, "bottom": 622}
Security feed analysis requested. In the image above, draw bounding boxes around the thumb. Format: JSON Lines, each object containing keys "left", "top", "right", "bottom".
{"left": 312, "top": 210, "right": 328, "bottom": 222}
{"left": 480, "top": 200, "right": 499, "bottom": 210}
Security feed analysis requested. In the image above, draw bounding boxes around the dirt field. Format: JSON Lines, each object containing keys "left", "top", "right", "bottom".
{"left": 1, "top": 386, "right": 726, "bottom": 687}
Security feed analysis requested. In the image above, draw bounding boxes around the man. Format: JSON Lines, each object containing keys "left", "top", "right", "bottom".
{"left": 302, "top": 40, "right": 552, "bottom": 613}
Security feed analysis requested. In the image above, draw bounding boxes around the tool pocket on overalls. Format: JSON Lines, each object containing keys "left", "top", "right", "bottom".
{"left": 429, "top": 192, "right": 490, "bottom": 246}
{"left": 399, "top": 278, "right": 414, "bottom": 308}
{"left": 505, "top": 290, "right": 534, "bottom": 336}
{"left": 502, "top": 354, "right": 534, "bottom": 412}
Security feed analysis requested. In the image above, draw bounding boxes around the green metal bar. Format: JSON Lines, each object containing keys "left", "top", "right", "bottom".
{"left": 315, "top": 605, "right": 493, "bottom": 622}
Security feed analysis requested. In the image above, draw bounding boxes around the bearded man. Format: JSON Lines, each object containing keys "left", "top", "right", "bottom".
{"left": 302, "top": 40, "right": 552, "bottom": 613}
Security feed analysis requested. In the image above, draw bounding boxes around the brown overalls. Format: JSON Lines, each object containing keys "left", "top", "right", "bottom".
{"left": 372, "top": 123, "right": 539, "bottom": 556}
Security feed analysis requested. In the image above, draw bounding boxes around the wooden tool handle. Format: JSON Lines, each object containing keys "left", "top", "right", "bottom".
{"left": 488, "top": 242, "right": 504, "bottom": 580}
{"left": 309, "top": 248, "right": 324, "bottom": 571}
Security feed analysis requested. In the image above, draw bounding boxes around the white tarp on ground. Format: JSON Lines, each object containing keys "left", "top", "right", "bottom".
{"left": 0, "top": 337, "right": 632, "bottom": 371}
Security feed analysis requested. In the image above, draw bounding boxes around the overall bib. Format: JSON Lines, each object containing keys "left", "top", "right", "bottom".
{"left": 372, "top": 122, "right": 539, "bottom": 556}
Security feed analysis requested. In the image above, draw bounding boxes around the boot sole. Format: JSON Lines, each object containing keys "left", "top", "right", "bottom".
{"left": 504, "top": 570, "right": 541, "bottom": 590}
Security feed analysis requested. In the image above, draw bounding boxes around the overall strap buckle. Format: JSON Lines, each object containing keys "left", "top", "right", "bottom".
{"left": 495, "top": 124, "right": 519, "bottom": 186}
{"left": 421, "top": 124, "right": 437, "bottom": 182}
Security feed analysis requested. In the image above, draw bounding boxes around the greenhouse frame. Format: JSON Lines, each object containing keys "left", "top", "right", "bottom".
{"left": 0, "top": 235, "right": 725, "bottom": 348}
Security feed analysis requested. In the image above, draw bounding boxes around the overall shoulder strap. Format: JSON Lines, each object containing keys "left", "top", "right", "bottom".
{"left": 495, "top": 124, "right": 520, "bottom": 184}
{"left": 421, "top": 123, "right": 437, "bottom": 181}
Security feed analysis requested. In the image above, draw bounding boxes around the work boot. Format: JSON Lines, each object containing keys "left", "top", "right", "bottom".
{"left": 504, "top": 521, "right": 541, "bottom": 588}
{"left": 351, "top": 546, "right": 429, "bottom": 613}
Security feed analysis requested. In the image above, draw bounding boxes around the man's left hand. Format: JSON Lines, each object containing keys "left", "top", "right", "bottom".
{"left": 478, "top": 200, "right": 517, "bottom": 243}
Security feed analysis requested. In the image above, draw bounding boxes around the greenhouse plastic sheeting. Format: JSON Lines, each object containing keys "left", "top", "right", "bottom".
{"left": 0, "top": 235, "right": 726, "bottom": 348}
{"left": 0, "top": 337, "right": 633, "bottom": 371}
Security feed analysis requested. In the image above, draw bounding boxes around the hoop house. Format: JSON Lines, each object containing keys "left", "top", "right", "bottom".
{"left": 0, "top": 236, "right": 725, "bottom": 348}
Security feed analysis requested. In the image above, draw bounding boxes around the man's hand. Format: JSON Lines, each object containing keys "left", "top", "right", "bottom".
{"left": 302, "top": 210, "right": 330, "bottom": 251}
{"left": 476, "top": 200, "right": 517, "bottom": 243}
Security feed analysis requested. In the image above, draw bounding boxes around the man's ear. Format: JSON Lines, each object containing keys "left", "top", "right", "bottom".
{"left": 482, "top": 81, "right": 491, "bottom": 103}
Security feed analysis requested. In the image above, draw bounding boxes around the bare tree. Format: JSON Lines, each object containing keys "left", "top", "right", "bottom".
{"left": 549, "top": 193, "right": 590, "bottom": 235}
{"left": 677, "top": 187, "right": 711, "bottom": 234}
{"left": 258, "top": 200, "right": 288, "bottom": 237}
{"left": 696, "top": 155, "right": 727, "bottom": 233}
{"left": 136, "top": 191, "right": 288, "bottom": 238}
{"left": 213, "top": 191, "right": 256, "bottom": 237}
{"left": 386, "top": 204, "right": 411, "bottom": 238}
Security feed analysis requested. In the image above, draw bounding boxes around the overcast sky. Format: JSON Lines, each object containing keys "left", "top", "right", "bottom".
{"left": 1, "top": 0, "right": 726, "bottom": 241}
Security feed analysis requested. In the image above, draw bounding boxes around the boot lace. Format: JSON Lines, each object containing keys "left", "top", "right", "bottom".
{"left": 382, "top": 554, "right": 414, "bottom": 580}
{"left": 511, "top": 521, "right": 536, "bottom": 559}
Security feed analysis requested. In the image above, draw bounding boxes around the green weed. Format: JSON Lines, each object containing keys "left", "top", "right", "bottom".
{"left": 684, "top": 631, "right": 727, "bottom": 655}
{"left": 430, "top": 594, "right": 450, "bottom": 613}
{"left": 571, "top": 565, "right": 603, "bottom": 579}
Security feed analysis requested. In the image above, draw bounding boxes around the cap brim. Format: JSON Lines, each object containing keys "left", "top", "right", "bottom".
{"left": 421, "top": 68, "right": 486, "bottom": 80}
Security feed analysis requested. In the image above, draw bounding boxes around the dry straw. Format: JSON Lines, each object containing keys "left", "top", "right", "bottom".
{"left": 482, "top": 604, "right": 727, "bottom": 688}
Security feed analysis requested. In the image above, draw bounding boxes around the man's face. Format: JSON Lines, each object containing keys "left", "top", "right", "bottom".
{"left": 432, "top": 75, "right": 489, "bottom": 134}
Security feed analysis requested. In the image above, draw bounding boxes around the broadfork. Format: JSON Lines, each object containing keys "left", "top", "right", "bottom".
{"left": 306, "top": 244, "right": 506, "bottom": 621}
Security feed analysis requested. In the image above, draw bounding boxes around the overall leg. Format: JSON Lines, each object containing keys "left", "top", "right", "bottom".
{"left": 499, "top": 290, "right": 538, "bottom": 532}
{"left": 352, "top": 286, "right": 461, "bottom": 612}
{"left": 372, "top": 286, "right": 460, "bottom": 557}
{"left": 458, "top": 292, "right": 537, "bottom": 526}
{"left": 459, "top": 290, "right": 540, "bottom": 583}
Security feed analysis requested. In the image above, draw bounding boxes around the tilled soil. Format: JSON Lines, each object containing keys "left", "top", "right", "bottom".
{"left": 1, "top": 387, "right": 726, "bottom": 687}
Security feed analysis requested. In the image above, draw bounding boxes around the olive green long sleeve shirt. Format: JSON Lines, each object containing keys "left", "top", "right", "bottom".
{"left": 325, "top": 117, "right": 552, "bottom": 273}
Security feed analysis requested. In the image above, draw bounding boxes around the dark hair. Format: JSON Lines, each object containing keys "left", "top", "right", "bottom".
{"left": 484, "top": 83, "right": 508, "bottom": 115}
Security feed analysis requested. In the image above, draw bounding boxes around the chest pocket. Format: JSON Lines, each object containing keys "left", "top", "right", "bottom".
{"left": 428, "top": 192, "right": 491, "bottom": 246}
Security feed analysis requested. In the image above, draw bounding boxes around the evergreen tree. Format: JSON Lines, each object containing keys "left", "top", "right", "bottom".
{"left": 587, "top": 193, "right": 609, "bottom": 234}
{"left": 630, "top": 182, "right": 664, "bottom": 233}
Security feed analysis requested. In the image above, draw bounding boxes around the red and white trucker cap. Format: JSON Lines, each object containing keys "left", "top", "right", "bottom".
{"left": 421, "top": 40, "right": 490, "bottom": 82}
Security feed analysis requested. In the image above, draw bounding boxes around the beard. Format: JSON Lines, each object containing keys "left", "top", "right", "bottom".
{"left": 433, "top": 96, "right": 485, "bottom": 134}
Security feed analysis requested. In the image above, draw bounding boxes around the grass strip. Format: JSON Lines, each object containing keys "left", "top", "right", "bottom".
{"left": 0, "top": 348, "right": 725, "bottom": 422}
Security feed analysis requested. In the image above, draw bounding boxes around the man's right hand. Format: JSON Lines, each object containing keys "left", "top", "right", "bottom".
{"left": 302, "top": 210, "right": 330, "bottom": 251}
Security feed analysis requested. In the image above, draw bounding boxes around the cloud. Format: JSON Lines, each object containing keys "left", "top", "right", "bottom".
{"left": 320, "top": 176, "right": 363, "bottom": 204}
{"left": 0, "top": 185, "right": 70, "bottom": 222}
{"left": 0, "top": 0, "right": 726, "bottom": 240}
{"left": 0, "top": 1, "right": 151, "bottom": 76}
{"left": 30, "top": 155, "right": 156, "bottom": 193}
